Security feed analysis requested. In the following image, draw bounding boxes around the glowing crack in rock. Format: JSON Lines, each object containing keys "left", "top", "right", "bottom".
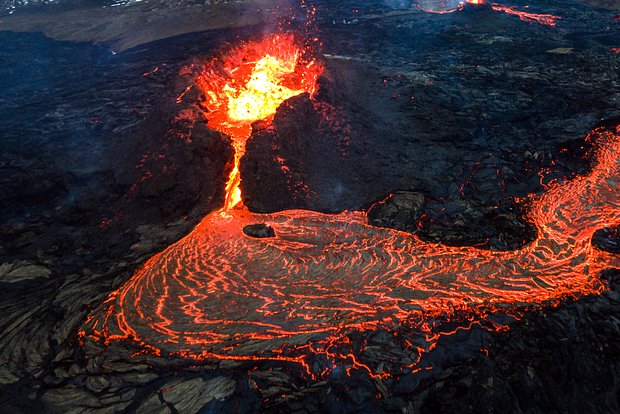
{"left": 80, "top": 33, "right": 619, "bottom": 376}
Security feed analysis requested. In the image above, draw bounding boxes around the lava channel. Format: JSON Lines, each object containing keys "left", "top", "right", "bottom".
{"left": 80, "top": 33, "right": 619, "bottom": 377}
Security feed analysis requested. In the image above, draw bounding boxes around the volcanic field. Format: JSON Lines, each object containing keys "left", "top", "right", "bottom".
{"left": 1, "top": 0, "right": 620, "bottom": 413}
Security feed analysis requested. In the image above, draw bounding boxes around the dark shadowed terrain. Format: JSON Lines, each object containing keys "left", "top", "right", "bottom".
{"left": 0, "top": 0, "right": 619, "bottom": 412}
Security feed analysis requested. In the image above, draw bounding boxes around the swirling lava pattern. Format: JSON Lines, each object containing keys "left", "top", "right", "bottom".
{"left": 82, "top": 127, "right": 620, "bottom": 373}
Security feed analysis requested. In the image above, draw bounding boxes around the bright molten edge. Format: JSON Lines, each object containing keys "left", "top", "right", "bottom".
{"left": 80, "top": 34, "right": 620, "bottom": 377}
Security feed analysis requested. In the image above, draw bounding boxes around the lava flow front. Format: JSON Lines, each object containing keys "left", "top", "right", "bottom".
{"left": 80, "top": 34, "right": 620, "bottom": 377}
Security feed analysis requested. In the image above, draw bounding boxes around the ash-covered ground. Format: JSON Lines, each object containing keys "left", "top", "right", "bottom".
{"left": 1, "top": 0, "right": 620, "bottom": 413}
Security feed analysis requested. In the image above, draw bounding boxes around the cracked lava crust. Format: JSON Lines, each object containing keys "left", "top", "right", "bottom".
{"left": 79, "top": 33, "right": 620, "bottom": 378}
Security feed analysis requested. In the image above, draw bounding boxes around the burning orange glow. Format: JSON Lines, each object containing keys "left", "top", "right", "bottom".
{"left": 79, "top": 34, "right": 618, "bottom": 378}
{"left": 196, "top": 34, "right": 323, "bottom": 211}
{"left": 227, "top": 54, "right": 302, "bottom": 122}
{"left": 80, "top": 122, "right": 620, "bottom": 377}
{"left": 490, "top": 3, "right": 558, "bottom": 26}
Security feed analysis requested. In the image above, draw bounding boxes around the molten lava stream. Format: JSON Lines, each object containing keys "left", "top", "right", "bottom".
{"left": 81, "top": 33, "right": 620, "bottom": 377}
{"left": 417, "top": 0, "right": 559, "bottom": 26}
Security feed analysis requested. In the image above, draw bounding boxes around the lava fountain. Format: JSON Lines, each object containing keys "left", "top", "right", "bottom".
{"left": 80, "top": 33, "right": 619, "bottom": 377}
{"left": 194, "top": 34, "right": 323, "bottom": 211}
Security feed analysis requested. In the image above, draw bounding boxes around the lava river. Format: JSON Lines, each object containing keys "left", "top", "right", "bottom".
{"left": 81, "top": 34, "right": 620, "bottom": 376}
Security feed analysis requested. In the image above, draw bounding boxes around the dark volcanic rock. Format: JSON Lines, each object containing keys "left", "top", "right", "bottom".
{"left": 417, "top": 199, "right": 536, "bottom": 250}
{"left": 367, "top": 191, "right": 425, "bottom": 233}
{"left": 368, "top": 191, "right": 536, "bottom": 250}
{"left": 114, "top": 101, "right": 232, "bottom": 222}
{"left": 243, "top": 223, "right": 276, "bottom": 238}
{"left": 0, "top": 32, "right": 235, "bottom": 414}
{"left": 1, "top": 1, "right": 620, "bottom": 413}
{"left": 240, "top": 61, "right": 419, "bottom": 214}
{"left": 111, "top": 59, "right": 234, "bottom": 224}
{"left": 0, "top": 31, "right": 235, "bottom": 264}
{"left": 241, "top": 0, "right": 619, "bottom": 220}
{"left": 592, "top": 227, "right": 620, "bottom": 253}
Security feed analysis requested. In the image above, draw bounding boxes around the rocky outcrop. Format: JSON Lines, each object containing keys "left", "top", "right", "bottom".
{"left": 367, "top": 191, "right": 425, "bottom": 233}
{"left": 367, "top": 192, "right": 535, "bottom": 250}
{"left": 0, "top": 263, "right": 51, "bottom": 282}
{"left": 592, "top": 227, "right": 620, "bottom": 253}
{"left": 240, "top": 61, "right": 418, "bottom": 214}
{"left": 112, "top": 61, "right": 234, "bottom": 225}
{"left": 243, "top": 223, "right": 276, "bottom": 238}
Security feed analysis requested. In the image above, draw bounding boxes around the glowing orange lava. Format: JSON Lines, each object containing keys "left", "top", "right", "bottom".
{"left": 418, "top": 1, "right": 559, "bottom": 26}
{"left": 80, "top": 34, "right": 618, "bottom": 378}
{"left": 490, "top": 3, "right": 558, "bottom": 26}
{"left": 196, "top": 34, "right": 323, "bottom": 211}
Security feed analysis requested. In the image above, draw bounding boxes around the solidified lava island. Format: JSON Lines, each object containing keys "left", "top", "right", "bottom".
{"left": 80, "top": 33, "right": 620, "bottom": 378}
